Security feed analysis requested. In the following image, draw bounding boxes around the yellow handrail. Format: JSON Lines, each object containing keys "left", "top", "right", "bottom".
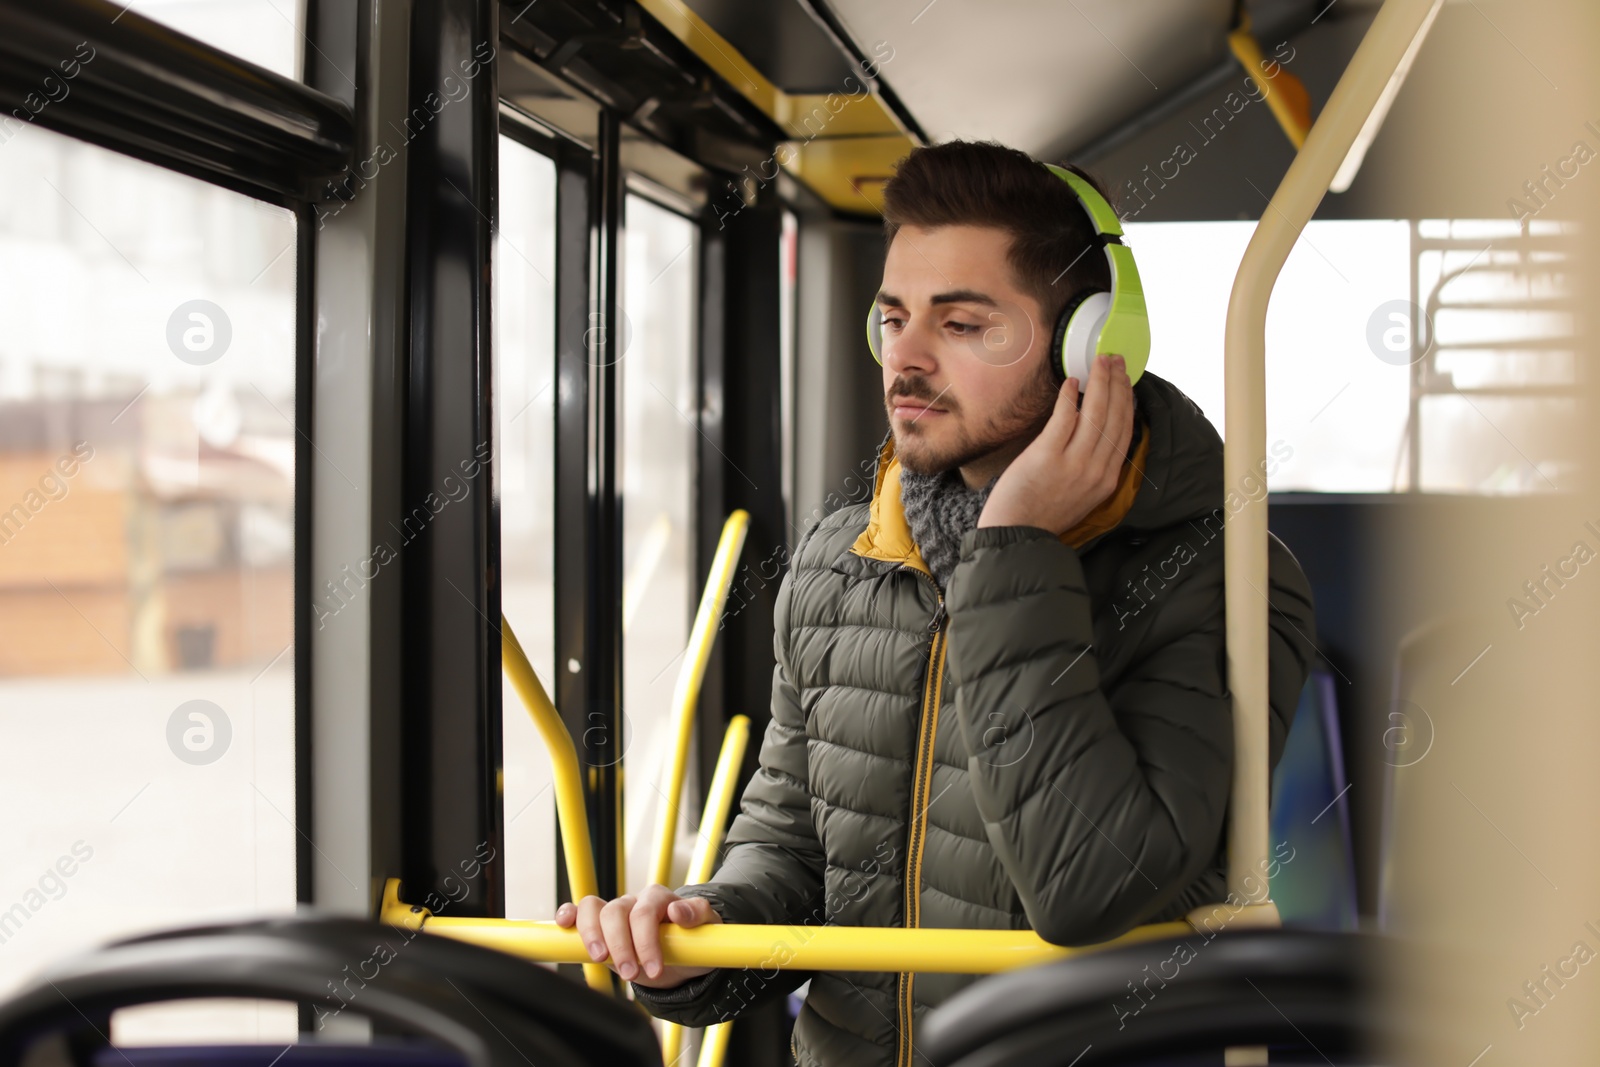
{"left": 500, "top": 615, "right": 613, "bottom": 993}
{"left": 649, "top": 510, "right": 751, "bottom": 888}
{"left": 662, "top": 716, "right": 751, "bottom": 1067}
{"left": 380, "top": 880, "right": 1192, "bottom": 973}
{"left": 1222, "top": 0, "right": 1443, "bottom": 901}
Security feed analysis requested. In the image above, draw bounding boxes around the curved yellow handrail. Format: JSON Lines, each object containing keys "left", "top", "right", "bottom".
{"left": 662, "top": 716, "right": 751, "bottom": 1067}
{"left": 649, "top": 510, "right": 751, "bottom": 888}
{"left": 501, "top": 615, "right": 612, "bottom": 992}
{"left": 1223, "top": 0, "right": 1443, "bottom": 901}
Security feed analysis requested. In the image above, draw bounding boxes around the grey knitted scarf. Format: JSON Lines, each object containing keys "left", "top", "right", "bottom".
{"left": 900, "top": 467, "right": 999, "bottom": 590}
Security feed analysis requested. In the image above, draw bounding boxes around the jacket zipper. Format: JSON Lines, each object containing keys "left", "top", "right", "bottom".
{"left": 898, "top": 587, "right": 946, "bottom": 1067}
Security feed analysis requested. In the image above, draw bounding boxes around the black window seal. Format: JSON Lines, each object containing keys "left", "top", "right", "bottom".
{"left": 0, "top": 0, "right": 354, "bottom": 206}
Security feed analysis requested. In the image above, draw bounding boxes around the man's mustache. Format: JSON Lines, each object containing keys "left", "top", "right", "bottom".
{"left": 886, "top": 377, "right": 955, "bottom": 410}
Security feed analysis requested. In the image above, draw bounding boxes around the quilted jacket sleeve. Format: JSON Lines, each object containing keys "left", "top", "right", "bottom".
{"left": 943, "top": 524, "right": 1315, "bottom": 946}
{"left": 630, "top": 559, "right": 824, "bottom": 1025}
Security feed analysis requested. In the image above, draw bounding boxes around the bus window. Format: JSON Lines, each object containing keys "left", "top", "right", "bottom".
{"left": 1410, "top": 218, "right": 1577, "bottom": 493}
{"left": 1125, "top": 217, "right": 1575, "bottom": 494}
{"left": 0, "top": 123, "right": 297, "bottom": 1035}
{"left": 115, "top": 1, "right": 305, "bottom": 81}
{"left": 1126, "top": 218, "right": 1410, "bottom": 492}
{"left": 494, "top": 133, "right": 559, "bottom": 921}
{"left": 620, "top": 193, "right": 697, "bottom": 895}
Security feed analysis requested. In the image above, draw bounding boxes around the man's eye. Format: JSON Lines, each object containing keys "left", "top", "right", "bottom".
{"left": 946, "top": 321, "right": 978, "bottom": 335}
{"left": 883, "top": 317, "right": 906, "bottom": 331}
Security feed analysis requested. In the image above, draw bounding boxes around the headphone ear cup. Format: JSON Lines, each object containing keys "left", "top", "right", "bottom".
{"left": 866, "top": 302, "right": 883, "bottom": 364}
{"left": 1051, "top": 289, "right": 1096, "bottom": 384}
{"left": 1059, "top": 290, "right": 1112, "bottom": 386}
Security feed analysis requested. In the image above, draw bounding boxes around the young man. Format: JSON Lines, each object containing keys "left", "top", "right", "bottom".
{"left": 557, "top": 140, "right": 1317, "bottom": 1066}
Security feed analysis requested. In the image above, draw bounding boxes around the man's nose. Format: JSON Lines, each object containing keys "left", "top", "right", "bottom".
{"left": 882, "top": 320, "right": 935, "bottom": 376}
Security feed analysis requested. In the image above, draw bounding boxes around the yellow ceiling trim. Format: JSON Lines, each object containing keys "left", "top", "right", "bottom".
{"left": 634, "top": 0, "right": 781, "bottom": 116}
{"left": 633, "top": 0, "right": 912, "bottom": 214}
{"left": 779, "top": 92, "right": 902, "bottom": 139}
{"left": 781, "top": 134, "right": 912, "bottom": 215}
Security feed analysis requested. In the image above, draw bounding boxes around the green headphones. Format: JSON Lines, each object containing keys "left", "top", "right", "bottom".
{"left": 867, "top": 162, "right": 1149, "bottom": 386}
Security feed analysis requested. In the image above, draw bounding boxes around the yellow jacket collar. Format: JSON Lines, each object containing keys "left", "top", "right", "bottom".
{"left": 850, "top": 423, "right": 1151, "bottom": 576}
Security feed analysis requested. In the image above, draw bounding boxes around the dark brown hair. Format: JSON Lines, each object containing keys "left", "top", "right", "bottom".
{"left": 880, "top": 140, "right": 1114, "bottom": 327}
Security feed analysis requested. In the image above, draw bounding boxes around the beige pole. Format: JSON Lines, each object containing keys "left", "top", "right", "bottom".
{"left": 1222, "top": 0, "right": 1445, "bottom": 903}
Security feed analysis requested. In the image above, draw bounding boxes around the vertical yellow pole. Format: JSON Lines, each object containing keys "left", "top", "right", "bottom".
{"left": 649, "top": 511, "right": 750, "bottom": 887}
{"left": 661, "top": 716, "right": 751, "bottom": 1067}
{"left": 695, "top": 1021, "right": 733, "bottom": 1067}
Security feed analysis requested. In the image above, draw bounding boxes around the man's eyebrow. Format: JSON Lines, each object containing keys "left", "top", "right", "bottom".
{"left": 930, "top": 289, "right": 998, "bottom": 306}
{"left": 874, "top": 289, "right": 998, "bottom": 308}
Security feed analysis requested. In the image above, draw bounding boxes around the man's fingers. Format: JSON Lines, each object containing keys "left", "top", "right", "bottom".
{"left": 1088, "top": 356, "right": 1135, "bottom": 489}
{"left": 1040, "top": 375, "right": 1080, "bottom": 451}
{"left": 631, "top": 886, "right": 675, "bottom": 979}
{"left": 563, "top": 887, "right": 725, "bottom": 983}
{"left": 667, "top": 896, "right": 719, "bottom": 927}
{"left": 1113, "top": 357, "right": 1135, "bottom": 455}
{"left": 1078, "top": 354, "right": 1114, "bottom": 447}
{"left": 1098, "top": 356, "right": 1134, "bottom": 468}
{"left": 600, "top": 896, "right": 640, "bottom": 980}
{"left": 1071, "top": 354, "right": 1121, "bottom": 469}
{"left": 1086, "top": 349, "right": 1113, "bottom": 414}
{"left": 573, "top": 896, "right": 608, "bottom": 962}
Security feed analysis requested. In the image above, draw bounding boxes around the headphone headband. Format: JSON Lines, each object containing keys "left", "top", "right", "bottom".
{"left": 1042, "top": 163, "right": 1125, "bottom": 239}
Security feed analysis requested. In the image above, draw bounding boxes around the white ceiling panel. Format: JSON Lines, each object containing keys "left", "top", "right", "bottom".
{"left": 828, "top": 0, "right": 1238, "bottom": 158}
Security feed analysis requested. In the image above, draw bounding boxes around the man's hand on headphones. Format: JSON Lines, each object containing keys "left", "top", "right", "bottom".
{"left": 977, "top": 352, "right": 1135, "bottom": 537}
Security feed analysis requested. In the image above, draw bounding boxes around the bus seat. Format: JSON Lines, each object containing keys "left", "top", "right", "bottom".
{"left": 0, "top": 916, "right": 661, "bottom": 1067}
{"left": 92, "top": 1044, "right": 467, "bottom": 1067}
{"left": 1268, "top": 665, "right": 1359, "bottom": 931}
{"left": 1376, "top": 616, "right": 1478, "bottom": 933}
{"left": 922, "top": 928, "right": 1379, "bottom": 1067}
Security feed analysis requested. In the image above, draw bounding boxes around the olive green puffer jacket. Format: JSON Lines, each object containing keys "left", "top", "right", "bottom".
{"left": 634, "top": 372, "right": 1317, "bottom": 1067}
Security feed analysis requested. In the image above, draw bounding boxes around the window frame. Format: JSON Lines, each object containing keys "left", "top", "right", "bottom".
{"left": 493, "top": 7, "right": 795, "bottom": 922}
{"left": 1, "top": 0, "right": 798, "bottom": 948}
{"left": 0, "top": 0, "right": 356, "bottom": 915}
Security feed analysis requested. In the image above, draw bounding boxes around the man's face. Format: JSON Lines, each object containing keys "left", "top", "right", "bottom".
{"left": 877, "top": 224, "right": 1056, "bottom": 477}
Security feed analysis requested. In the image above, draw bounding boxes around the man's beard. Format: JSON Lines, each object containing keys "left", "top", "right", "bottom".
{"left": 888, "top": 360, "right": 1058, "bottom": 476}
